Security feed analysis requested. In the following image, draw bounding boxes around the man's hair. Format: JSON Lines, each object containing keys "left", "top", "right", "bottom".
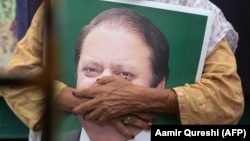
{"left": 76, "top": 8, "right": 169, "bottom": 87}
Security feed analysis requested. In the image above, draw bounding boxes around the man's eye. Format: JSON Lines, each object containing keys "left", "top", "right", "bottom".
{"left": 119, "top": 71, "right": 134, "bottom": 80}
{"left": 86, "top": 68, "right": 96, "bottom": 72}
{"left": 82, "top": 67, "right": 100, "bottom": 77}
{"left": 120, "top": 72, "right": 130, "bottom": 77}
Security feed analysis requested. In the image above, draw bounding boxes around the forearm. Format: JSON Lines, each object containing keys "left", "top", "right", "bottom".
{"left": 174, "top": 38, "right": 244, "bottom": 124}
{"left": 54, "top": 86, "right": 80, "bottom": 112}
{"left": 1, "top": 1, "right": 46, "bottom": 130}
{"left": 119, "top": 84, "right": 179, "bottom": 114}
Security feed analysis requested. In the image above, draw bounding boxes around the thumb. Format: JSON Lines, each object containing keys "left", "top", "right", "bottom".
{"left": 73, "top": 88, "right": 95, "bottom": 98}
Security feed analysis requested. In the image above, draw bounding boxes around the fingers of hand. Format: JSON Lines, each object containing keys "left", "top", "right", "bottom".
{"left": 96, "top": 76, "right": 115, "bottom": 85}
{"left": 84, "top": 108, "right": 111, "bottom": 123}
{"left": 73, "top": 102, "right": 114, "bottom": 122}
{"left": 97, "top": 75, "right": 129, "bottom": 85}
{"left": 73, "top": 88, "right": 94, "bottom": 98}
{"left": 123, "top": 115, "right": 151, "bottom": 130}
{"left": 72, "top": 100, "right": 95, "bottom": 115}
{"left": 111, "top": 119, "right": 135, "bottom": 140}
{"left": 132, "top": 112, "right": 156, "bottom": 124}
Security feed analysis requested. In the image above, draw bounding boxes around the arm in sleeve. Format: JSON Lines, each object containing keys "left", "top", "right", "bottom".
{"left": 173, "top": 38, "right": 244, "bottom": 124}
{"left": 1, "top": 2, "right": 67, "bottom": 130}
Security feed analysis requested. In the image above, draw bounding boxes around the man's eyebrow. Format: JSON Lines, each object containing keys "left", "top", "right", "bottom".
{"left": 113, "top": 63, "right": 136, "bottom": 70}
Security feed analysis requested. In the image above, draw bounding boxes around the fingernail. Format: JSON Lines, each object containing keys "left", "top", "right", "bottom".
{"left": 131, "top": 135, "right": 135, "bottom": 139}
{"left": 147, "top": 124, "right": 151, "bottom": 130}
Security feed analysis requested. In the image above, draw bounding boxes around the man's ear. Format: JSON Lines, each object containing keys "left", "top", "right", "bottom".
{"left": 156, "top": 77, "right": 166, "bottom": 89}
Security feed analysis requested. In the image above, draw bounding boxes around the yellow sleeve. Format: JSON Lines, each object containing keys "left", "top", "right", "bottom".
{"left": 1, "top": 2, "right": 67, "bottom": 130}
{"left": 173, "top": 38, "right": 244, "bottom": 124}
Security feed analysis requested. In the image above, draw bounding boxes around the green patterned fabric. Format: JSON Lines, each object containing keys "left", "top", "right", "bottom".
{"left": 0, "top": 0, "right": 16, "bottom": 25}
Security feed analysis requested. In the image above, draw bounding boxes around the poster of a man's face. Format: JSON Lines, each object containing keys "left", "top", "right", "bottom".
{"left": 75, "top": 7, "right": 169, "bottom": 90}
{"left": 56, "top": 7, "right": 170, "bottom": 141}
{"left": 77, "top": 25, "right": 158, "bottom": 88}
{"left": 55, "top": 0, "right": 213, "bottom": 138}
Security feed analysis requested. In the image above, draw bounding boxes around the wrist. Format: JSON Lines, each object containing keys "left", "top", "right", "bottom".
{"left": 55, "top": 87, "right": 77, "bottom": 112}
{"left": 162, "top": 89, "right": 179, "bottom": 113}
{"left": 133, "top": 86, "right": 167, "bottom": 112}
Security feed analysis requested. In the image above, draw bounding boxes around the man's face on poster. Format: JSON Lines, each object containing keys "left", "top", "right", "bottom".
{"left": 76, "top": 25, "right": 165, "bottom": 89}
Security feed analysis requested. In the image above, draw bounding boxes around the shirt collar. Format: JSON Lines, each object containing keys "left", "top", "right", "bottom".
{"left": 79, "top": 127, "right": 150, "bottom": 141}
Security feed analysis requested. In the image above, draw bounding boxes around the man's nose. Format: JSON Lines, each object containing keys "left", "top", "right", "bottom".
{"left": 98, "top": 69, "right": 113, "bottom": 79}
